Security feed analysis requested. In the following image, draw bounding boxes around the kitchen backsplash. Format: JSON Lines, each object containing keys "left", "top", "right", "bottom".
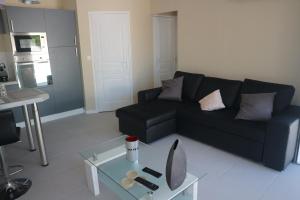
{"left": 0, "top": 51, "right": 15, "bottom": 81}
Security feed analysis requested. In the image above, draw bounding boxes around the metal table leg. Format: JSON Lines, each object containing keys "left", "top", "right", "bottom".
{"left": 31, "top": 103, "right": 48, "bottom": 166}
{"left": 22, "top": 105, "right": 36, "bottom": 152}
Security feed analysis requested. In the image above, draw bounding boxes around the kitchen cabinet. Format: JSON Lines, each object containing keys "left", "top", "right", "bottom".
{"left": 4, "top": 6, "right": 84, "bottom": 122}
{"left": 5, "top": 6, "right": 46, "bottom": 33}
{"left": 36, "top": 85, "right": 56, "bottom": 116}
{"left": 45, "top": 9, "right": 77, "bottom": 48}
{"left": 49, "top": 46, "right": 83, "bottom": 113}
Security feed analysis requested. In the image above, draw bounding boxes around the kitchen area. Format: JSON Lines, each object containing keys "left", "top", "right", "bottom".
{"left": 0, "top": 5, "right": 84, "bottom": 122}
{"left": 0, "top": 1, "right": 85, "bottom": 198}
{"left": 0, "top": 1, "right": 85, "bottom": 166}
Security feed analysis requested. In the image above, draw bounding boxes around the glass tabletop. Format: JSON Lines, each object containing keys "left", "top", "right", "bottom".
{"left": 80, "top": 135, "right": 206, "bottom": 200}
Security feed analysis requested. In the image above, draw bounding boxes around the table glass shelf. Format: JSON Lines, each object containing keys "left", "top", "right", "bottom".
{"left": 80, "top": 135, "right": 206, "bottom": 200}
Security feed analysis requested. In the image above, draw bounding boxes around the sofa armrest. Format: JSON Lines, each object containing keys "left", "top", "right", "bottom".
{"left": 138, "top": 87, "right": 162, "bottom": 103}
{"left": 263, "top": 106, "right": 300, "bottom": 171}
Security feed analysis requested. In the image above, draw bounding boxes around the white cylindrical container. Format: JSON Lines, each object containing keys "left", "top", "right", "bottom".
{"left": 125, "top": 136, "right": 139, "bottom": 163}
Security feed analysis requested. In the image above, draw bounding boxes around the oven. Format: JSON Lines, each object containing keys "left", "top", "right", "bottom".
{"left": 15, "top": 54, "right": 52, "bottom": 88}
{"left": 10, "top": 32, "right": 48, "bottom": 55}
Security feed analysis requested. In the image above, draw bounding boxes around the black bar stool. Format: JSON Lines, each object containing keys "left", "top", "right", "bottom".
{"left": 0, "top": 110, "right": 32, "bottom": 200}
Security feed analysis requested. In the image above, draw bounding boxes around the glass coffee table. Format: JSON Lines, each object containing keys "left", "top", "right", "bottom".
{"left": 80, "top": 135, "right": 206, "bottom": 200}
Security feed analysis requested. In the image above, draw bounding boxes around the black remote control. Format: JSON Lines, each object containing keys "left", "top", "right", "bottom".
{"left": 142, "top": 167, "right": 162, "bottom": 178}
{"left": 134, "top": 177, "right": 159, "bottom": 191}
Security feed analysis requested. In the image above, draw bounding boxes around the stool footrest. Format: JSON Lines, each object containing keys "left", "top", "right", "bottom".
{"left": 0, "top": 165, "right": 24, "bottom": 176}
{"left": 0, "top": 178, "right": 32, "bottom": 200}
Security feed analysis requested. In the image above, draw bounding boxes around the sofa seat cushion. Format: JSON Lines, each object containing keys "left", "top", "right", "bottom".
{"left": 177, "top": 104, "right": 267, "bottom": 143}
{"left": 196, "top": 77, "right": 242, "bottom": 108}
{"left": 174, "top": 71, "right": 205, "bottom": 102}
{"left": 116, "top": 100, "right": 179, "bottom": 128}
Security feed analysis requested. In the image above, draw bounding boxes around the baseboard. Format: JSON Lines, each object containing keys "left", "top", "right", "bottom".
{"left": 85, "top": 109, "right": 98, "bottom": 114}
{"left": 16, "top": 108, "right": 85, "bottom": 128}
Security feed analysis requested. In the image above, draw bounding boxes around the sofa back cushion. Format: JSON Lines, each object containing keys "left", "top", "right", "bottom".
{"left": 196, "top": 77, "right": 242, "bottom": 108}
{"left": 237, "top": 79, "right": 295, "bottom": 114}
{"left": 174, "top": 71, "right": 204, "bottom": 102}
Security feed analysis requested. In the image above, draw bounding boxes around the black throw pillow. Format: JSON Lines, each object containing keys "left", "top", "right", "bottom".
{"left": 235, "top": 79, "right": 295, "bottom": 114}
{"left": 235, "top": 93, "right": 276, "bottom": 121}
{"left": 158, "top": 77, "right": 184, "bottom": 101}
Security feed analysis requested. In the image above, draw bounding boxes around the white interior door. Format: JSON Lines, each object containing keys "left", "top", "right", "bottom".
{"left": 153, "top": 16, "right": 177, "bottom": 87}
{"left": 89, "top": 12, "right": 133, "bottom": 112}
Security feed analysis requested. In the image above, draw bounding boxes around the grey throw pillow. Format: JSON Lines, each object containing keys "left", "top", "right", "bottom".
{"left": 158, "top": 76, "right": 184, "bottom": 101}
{"left": 235, "top": 93, "right": 276, "bottom": 121}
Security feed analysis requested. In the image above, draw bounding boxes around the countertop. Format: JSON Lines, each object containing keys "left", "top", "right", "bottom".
{"left": 0, "top": 81, "right": 18, "bottom": 86}
{"left": 0, "top": 88, "right": 49, "bottom": 110}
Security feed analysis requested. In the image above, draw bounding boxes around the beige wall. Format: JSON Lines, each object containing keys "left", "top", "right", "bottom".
{"left": 61, "top": 0, "right": 76, "bottom": 10}
{"left": 152, "top": 0, "right": 300, "bottom": 105}
{"left": 0, "top": 7, "right": 7, "bottom": 52}
{"left": 0, "top": 35, "right": 5, "bottom": 52}
{"left": 76, "top": 0, "right": 153, "bottom": 112}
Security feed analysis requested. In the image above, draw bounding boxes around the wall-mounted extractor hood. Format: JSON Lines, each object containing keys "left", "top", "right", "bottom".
{"left": 20, "top": 0, "right": 41, "bottom": 4}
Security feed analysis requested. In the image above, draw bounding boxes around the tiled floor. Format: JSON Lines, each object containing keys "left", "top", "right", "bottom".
{"left": 1, "top": 112, "right": 300, "bottom": 200}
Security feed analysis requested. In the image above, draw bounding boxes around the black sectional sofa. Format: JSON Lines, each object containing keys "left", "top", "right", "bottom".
{"left": 116, "top": 71, "right": 300, "bottom": 171}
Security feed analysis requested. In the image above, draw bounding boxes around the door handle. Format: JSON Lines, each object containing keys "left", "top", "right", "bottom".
{"left": 10, "top": 19, "right": 15, "bottom": 32}
{"left": 35, "top": 61, "right": 50, "bottom": 64}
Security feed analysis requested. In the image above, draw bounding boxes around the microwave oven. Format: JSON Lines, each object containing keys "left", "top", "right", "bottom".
{"left": 10, "top": 32, "right": 48, "bottom": 55}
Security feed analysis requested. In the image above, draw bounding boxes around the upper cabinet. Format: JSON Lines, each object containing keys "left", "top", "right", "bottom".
{"left": 5, "top": 6, "right": 46, "bottom": 33}
{"left": 5, "top": 7, "right": 78, "bottom": 46}
{"left": 45, "top": 9, "right": 77, "bottom": 48}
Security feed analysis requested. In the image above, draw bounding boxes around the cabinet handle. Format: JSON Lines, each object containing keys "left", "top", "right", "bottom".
{"left": 16, "top": 62, "right": 34, "bottom": 66}
{"left": 74, "top": 35, "right": 77, "bottom": 46}
{"left": 75, "top": 48, "right": 78, "bottom": 56}
{"left": 10, "top": 19, "right": 15, "bottom": 32}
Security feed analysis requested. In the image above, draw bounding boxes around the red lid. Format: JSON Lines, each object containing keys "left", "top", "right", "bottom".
{"left": 126, "top": 135, "right": 138, "bottom": 142}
